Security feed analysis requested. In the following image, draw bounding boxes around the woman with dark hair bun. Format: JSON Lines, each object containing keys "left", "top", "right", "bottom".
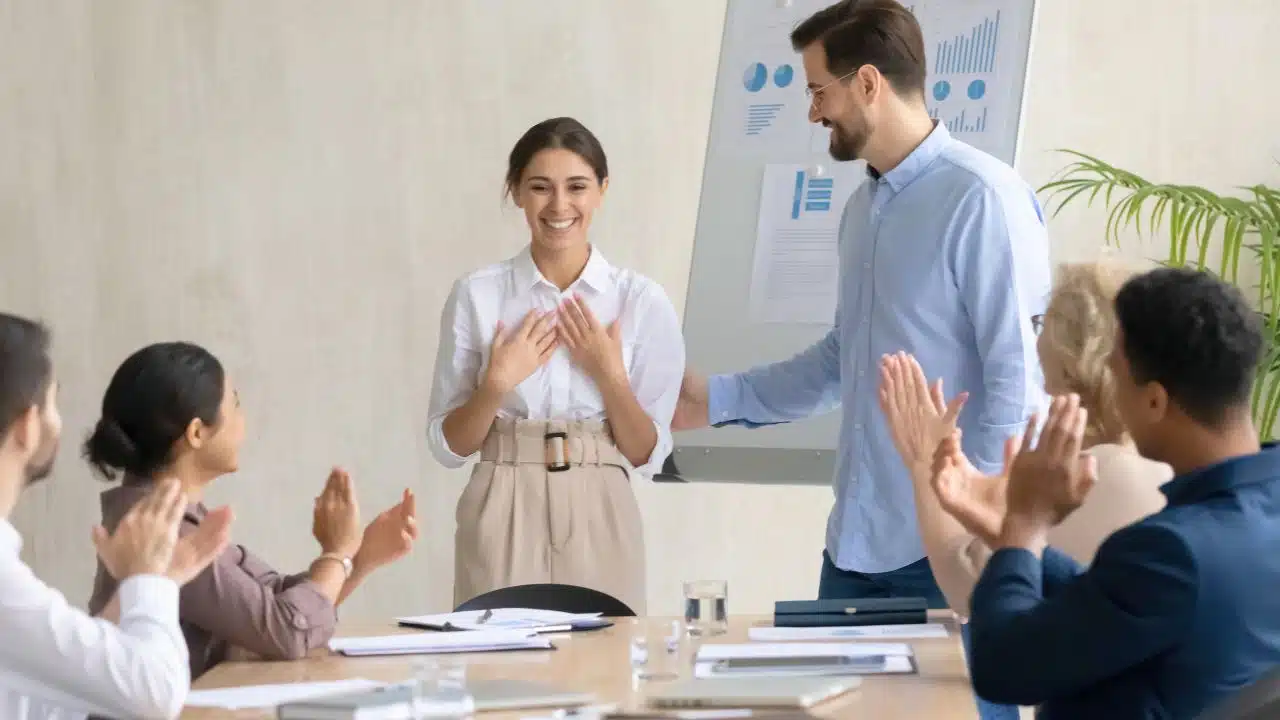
{"left": 427, "top": 117, "right": 685, "bottom": 613}
{"left": 84, "top": 341, "right": 418, "bottom": 678}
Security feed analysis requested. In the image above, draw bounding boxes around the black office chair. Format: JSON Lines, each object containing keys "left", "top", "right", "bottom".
{"left": 453, "top": 583, "right": 636, "bottom": 617}
{"left": 1196, "top": 666, "right": 1280, "bottom": 720}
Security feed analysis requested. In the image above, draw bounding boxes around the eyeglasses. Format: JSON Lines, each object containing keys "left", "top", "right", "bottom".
{"left": 804, "top": 67, "right": 862, "bottom": 108}
{"left": 1031, "top": 314, "right": 1045, "bottom": 334}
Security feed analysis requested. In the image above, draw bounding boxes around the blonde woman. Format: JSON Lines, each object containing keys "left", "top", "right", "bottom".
{"left": 877, "top": 262, "right": 1172, "bottom": 616}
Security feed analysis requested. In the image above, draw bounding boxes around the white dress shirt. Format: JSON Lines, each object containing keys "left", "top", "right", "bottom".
{"left": 0, "top": 519, "right": 189, "bottom": 720}
{"left": 428, "top": 246, "right": 685, "bottom": 476}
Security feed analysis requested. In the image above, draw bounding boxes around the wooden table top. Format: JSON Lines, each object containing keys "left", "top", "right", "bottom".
{"left": 183, "top": 613, "right": 979, "bottom": 719}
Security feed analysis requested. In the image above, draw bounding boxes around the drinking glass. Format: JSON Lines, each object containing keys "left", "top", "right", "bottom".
{"left": 627, "top": 618, "right": 685, "bottom": 682}
{"left": 410, "top": 658, "right": 475, "bottom": 719}
{"left": 683, "top": 579, "right": 728, "bottom": 636}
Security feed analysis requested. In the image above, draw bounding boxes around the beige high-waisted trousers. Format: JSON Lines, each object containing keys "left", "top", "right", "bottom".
{"left": 453, "top": 418, "right": 646, "bottom": 614}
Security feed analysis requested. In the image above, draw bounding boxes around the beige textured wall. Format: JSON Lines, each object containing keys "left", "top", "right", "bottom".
{"left": 2, "top": 0, "right": 1277, "bottom": 621}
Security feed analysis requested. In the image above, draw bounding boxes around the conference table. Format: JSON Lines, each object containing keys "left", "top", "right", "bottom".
{"left": 182, "top": 612, "right": 980, "bottom": 719}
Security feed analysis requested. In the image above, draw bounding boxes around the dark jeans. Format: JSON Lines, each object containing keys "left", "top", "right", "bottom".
{"left": 819, "top": 551, "right": 1019, "bottom": 720}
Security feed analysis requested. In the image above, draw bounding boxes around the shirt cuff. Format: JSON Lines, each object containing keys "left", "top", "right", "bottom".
{"left": 631, "top": 419, "right": 671, "bottom": 477}
{"left": 427, "top": 415, "right": 471, "bottom": 469}
{"left": 978, "top": 547, "right": 1044, "bottom": 598}
{"left": 117, "top": 574, "right": 180, "bottom": 626}
{"left": 707, "top": 374, "right": 743, "bottom": 425}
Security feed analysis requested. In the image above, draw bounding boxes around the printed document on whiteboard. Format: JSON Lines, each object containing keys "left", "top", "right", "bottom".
{"left": 748, "top": 163, "right": 865, "bottom": 325}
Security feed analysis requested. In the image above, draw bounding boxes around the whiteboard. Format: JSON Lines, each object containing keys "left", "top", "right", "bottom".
{"left": 664, "top": 0, "right": 1039, "bottom": 485}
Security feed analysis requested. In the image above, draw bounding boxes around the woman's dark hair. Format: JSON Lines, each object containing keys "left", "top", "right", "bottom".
{"left": 504, "top": 117, "right": 608, "bottom": 199}
{"left": 83, "top": 341, "right": 226, "bottom": 481}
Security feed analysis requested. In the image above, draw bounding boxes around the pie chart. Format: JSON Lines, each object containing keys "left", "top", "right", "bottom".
{"left": 774, "top": 64, "right": 794, "bottom": 88}
{"left": 743, "top": 62, "right": 768, "bottom": 92}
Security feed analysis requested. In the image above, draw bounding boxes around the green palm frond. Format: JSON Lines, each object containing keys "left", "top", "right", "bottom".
{"left": 1039, "top": 151, "right": 1280, "bottom": 439}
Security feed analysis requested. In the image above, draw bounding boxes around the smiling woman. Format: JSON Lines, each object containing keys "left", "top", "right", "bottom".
{"left": 427, "top": 117, "right": 686, "bottom": 614}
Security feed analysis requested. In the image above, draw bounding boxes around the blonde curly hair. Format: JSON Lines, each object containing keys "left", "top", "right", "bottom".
{"left": 1038, "top": 261, "right": 1136, "bottom": 445}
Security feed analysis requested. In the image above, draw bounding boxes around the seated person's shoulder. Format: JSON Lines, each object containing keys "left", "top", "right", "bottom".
{"left": 1095, "top": 516, "right": 1199, "bottom": 574}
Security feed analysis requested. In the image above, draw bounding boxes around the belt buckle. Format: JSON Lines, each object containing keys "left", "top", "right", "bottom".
{"left": 544, "top": 431, "right": 570, "bottom": 472}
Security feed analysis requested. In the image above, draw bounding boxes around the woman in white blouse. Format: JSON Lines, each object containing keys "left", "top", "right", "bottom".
{"left": 878, "top": 261, "right": 1172, "bottom": 617}
{"left": 427, "top": 117, "right": 685, "bottom": 613}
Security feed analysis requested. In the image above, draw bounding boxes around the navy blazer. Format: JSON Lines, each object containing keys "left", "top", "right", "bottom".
{"left": 969, "top": 445, "right": 1280, "bottom": 718}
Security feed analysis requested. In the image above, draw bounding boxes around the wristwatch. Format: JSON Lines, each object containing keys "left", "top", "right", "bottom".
{"left": 318, "top": 552, "right": 353, "bottom": 578}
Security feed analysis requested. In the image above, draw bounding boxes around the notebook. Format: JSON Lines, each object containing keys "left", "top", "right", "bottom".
{"left": 328, "top": 629, "right": 554, "bottom": 657}
{"left": 396, "top": 608, "right": 613, "bottom": 633}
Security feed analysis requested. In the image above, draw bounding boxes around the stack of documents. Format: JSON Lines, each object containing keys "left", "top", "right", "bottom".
{"left": 329, "top": 629, "right": 553, "bottom": 657}
{"left": 693, "top": 642, "right": 916, "bottom": 679}
{"left": 396, "top": 608, "right": 611, "bottom": 633}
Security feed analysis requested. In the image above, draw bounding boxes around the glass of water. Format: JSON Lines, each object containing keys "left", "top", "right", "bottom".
{"left": 410, "top": 659, "right": 475, "bottom": 719}
{"left": 683, "top": 579, "right": 728, "bottom": 637}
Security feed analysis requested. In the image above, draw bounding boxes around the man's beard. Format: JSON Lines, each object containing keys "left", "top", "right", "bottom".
{"left": 23, "top": 439, "right": 57, "bottom": 487}
{"left": 827, "top": 116, "right": 869, "bottom": 163}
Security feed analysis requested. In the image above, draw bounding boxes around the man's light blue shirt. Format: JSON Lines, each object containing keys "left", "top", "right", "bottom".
{"left": 708, "top": 123, "right": 1051, "bottom": 574}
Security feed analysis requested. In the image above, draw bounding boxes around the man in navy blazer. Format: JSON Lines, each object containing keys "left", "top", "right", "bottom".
{"left": 937, "top": 267, "right": 1280, "bottom": 718}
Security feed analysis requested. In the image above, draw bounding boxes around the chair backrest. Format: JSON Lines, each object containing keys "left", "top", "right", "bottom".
{"left": 1197, "top": 666, "right": 1280, "bottom": 720}
{"left": 453, "top": 583, "right": 636, "bottom": 617}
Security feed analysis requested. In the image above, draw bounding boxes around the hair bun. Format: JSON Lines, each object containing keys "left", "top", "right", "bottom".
{"left": 83, "top": 416, "right": 139, "bottom": 480}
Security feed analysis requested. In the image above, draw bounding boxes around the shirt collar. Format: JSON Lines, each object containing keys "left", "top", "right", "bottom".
{"left": 0, "top": 519, "right": 19, "bottom": 554}
{"left": 1159, "top": 442, "right": 1280, "bottom": 506}
{"left": 118, "top": 475, "right": 206, "bottom": 524}
{"left": 866, "top": 120, "right": 951, "bottom": 192}
{"left": 513, "top": 245, "right": 613, "bottom": 295}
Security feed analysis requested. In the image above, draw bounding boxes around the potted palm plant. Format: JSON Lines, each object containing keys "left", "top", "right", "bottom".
{"left": 1039, "top": 150, "right": 1280, "bottom": 439}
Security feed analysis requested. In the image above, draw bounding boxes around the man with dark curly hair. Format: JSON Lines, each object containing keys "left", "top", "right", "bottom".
{"left": 956, "top": 267, "right": 1280, "bottom": 718}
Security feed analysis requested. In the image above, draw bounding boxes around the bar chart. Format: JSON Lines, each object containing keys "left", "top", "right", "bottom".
{"left": 790, "top": 170, "right": 835, "bottom": 219}
{"left": 929, "top": 106, "right": 988, "bottom": 134}
{"left": 934, "top": 11, "right": 1001, "bottom": 75}
{"left": 745, "top": 103, "right": 785, "bottom": 137}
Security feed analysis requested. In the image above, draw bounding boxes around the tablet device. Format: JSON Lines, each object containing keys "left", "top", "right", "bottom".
{"left": 645, "top": 676, "right": 861, "bottom": 709}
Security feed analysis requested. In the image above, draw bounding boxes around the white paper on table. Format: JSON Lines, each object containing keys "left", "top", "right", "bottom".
{"left": 697, "top": 642, "right": 913, "bottom": 660}
{"left": 747, "top": 623, "right": 949, "bottom": 641}
{"left": 693, "top": 655, "right": 915, "bottom": 679}
{"left": 184, "top": 678, "right": 385, "bottom": 709}
{"left": 329, "top": 629, "right": 551, "bottom": 656}
{"left": 396, "top": 608, "right": 601, "bottom": 632}
{"left": 747, "top": 163, "right": 866, "bottom": 325}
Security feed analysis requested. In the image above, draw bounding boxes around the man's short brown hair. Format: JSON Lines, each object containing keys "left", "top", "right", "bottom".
{"left": 791, "top": 0, "right": 927, "bottom": 99}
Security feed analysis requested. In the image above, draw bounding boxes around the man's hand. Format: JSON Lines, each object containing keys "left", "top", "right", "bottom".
{"left": 92, "top": 478, "right": 186, "bottom": 579}
{"left": 1000, "top": 394, "right": 1097, "bottom": 551}
{"left": 930, "top": 430, "right": 1016, "bottom": 547}
{"left": 672, "top": 369, "right": 710, "bottom": 431}
{"left": 167, "top": 506, "right": 233, "bottom": 584}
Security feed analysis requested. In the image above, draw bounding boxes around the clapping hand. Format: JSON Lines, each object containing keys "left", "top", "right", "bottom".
{"left": 312, "top": 467, "right": 362, "bottom": 558}
{"left": 1001, "top": 394, "right": 1097, "bottom": 547}
{"left": 356, "top": 489, "right": 418, "bottom": 571}
{"left": 93, "top": 478, "right": 187, "bottom": 580}
{"left": 930, "top": 431, "right": 1019, "bottom": 547}
{"left": 878, "top": 352, "right": 968, "bottom": 470}
{"left": 166, "top": 505, "right": 234, "bottom": 585}
{"left": 557, "top": 294, "right": 626, "bottom": 385}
